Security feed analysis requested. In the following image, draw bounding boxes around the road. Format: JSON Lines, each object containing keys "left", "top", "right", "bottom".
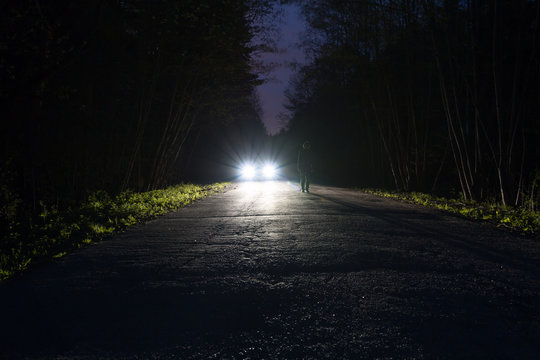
{"left": 1, "top": 181, "right": 540, "bottom": 359}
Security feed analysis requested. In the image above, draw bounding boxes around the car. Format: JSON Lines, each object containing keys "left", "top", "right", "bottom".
{"left": 239, "top": 161, "right": 279, "bottom": 180}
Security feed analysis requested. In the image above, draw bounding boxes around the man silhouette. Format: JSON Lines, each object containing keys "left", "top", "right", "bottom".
{"left": 297, "top": 141, "right": 313, "bottom": 192}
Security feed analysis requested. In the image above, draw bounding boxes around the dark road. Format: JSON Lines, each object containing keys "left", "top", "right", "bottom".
{"left": 1, "top": 181, "right": 540, "bottom": 359}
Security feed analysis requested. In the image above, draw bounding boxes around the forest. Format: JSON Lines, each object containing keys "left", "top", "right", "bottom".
{"left": 1, "top": 0, "right": 539, "bottom": 250}
{"left": 280, "top": 0, "right": 539, "bottom": 210}
{"left": 1, "top": 1, "right": 269, "bottom": 217}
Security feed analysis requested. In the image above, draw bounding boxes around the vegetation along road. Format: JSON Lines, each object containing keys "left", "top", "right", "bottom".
{"left": 1, "top": 181, "right": 539, "bottom": 359}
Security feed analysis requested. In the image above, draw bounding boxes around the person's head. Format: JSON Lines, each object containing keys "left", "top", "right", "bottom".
{"left": 303, "top": 141, "right": 311, "bottom": 150}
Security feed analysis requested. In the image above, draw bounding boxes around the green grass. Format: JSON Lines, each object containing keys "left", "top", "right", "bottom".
{"left": 362, "top": 189, "right": 540, "bottom": 236}
{"left": 0, "top": 182, "right": 229, "bottom": 281}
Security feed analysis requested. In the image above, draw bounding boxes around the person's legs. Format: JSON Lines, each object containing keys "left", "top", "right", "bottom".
{"left": 305, "top": 173, "right": 311, "bottom": 192}
{"left": 300, "top": 172, "right": 306, "bottom": 191}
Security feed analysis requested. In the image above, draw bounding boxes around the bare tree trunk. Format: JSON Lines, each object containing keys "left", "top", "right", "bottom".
{"left": 148, "top": 73, "right": 199, "bottom": 190}
{"left": 436, "top": 56, "right": 473, "bottom": 200}
{"left": 371, "top": 97, "right": 400, "bottom": 190}
{"left": 490, "top": 1, "right": 506, "bottom": 206}
{"left": 121, "top": 58, "right": 159, "bottom": 192}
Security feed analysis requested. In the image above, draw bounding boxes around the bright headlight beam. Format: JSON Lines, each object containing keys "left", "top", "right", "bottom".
{"left": 241, "top": 164, "right": 256, "bottom": 179}
{"left": 262, "top": 163, "right": 277, "bottom": 178}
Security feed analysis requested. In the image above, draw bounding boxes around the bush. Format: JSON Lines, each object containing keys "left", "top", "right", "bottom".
{"left": 363, "top": 188, "right": 540, "bottom": 235}
{"left": 0, "top": 183, "right": 228, "bottom": 281}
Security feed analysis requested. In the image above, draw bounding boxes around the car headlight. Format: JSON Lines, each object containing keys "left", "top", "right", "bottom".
{"left": 241, "top": 164, "right": 256, "bottom": 179}
{"left": 262, "top": 163, "right": 277, "bottom": 178}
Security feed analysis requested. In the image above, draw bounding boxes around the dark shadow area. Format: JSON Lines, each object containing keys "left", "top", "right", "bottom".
{"left": 308, "top": 191, "right": 540, "bottom": 279}
{"left": 0, "top": 282, "right": 280, "bottom": 357}
{"left": 1, "top": 267, "right": 539, "bottom": 359}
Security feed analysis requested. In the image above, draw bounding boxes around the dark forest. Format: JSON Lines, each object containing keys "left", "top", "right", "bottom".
{"left": 1, "top": 0, "right": 268, "bottom": 208}
{"left": 281, "top": 0, "right": 539, "bottom": 209}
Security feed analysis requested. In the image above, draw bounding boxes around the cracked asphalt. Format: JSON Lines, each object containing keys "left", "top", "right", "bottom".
{"left": 1, "top": 181, "right": 540, "bottom": 359}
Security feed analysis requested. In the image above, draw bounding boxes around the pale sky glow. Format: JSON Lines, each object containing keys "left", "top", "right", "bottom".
{"left": 257, "top": 3, "right": 307, "bottom": 135}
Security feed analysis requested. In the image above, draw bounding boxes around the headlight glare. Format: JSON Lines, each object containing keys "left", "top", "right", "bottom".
{"left": 241, "top": 164, "right": 256, "bottom": 179}
{"left": 263, "top": 163, "right": 277, "bottom": 178}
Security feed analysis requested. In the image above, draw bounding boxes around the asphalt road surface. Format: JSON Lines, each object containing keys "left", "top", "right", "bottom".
{"left": 1, "top": 181, "right": 540, "bottom": 359}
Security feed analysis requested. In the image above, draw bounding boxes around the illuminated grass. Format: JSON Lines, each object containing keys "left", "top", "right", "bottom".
{"left": 362, "top": 189, "right": 540, "bottom": 236}
{"left": 0, "top": 183, "right": 229, "bottom": 281}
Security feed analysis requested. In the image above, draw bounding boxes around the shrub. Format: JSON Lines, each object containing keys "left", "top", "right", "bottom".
{"left": 0, "top": 183, "right": 228, "bottom": 281}
{"left": 363, "top": 188, "right": 540, "bottom": 235}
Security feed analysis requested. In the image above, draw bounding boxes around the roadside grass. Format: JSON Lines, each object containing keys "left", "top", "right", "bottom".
{"left": 362, "top": 189, "right": 540, "bottom": 236}
{"left": 0, "top": 182, "right": 229, "bottom": 281}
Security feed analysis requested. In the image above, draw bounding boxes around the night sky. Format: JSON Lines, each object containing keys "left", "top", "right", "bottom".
{"left": 257, "top": 3, "right": 307, "bottom": 135}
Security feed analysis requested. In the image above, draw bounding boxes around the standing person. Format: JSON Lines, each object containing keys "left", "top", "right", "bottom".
{"left": 297, "top": 141, "right": 313, "bottom": 192}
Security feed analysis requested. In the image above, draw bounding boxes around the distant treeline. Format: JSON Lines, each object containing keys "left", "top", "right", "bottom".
{"left": 1, "top": 0, "right": 270, "bottom": 218}
{"left": 281, "top": 0, "right": 539, "bottom": 208}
